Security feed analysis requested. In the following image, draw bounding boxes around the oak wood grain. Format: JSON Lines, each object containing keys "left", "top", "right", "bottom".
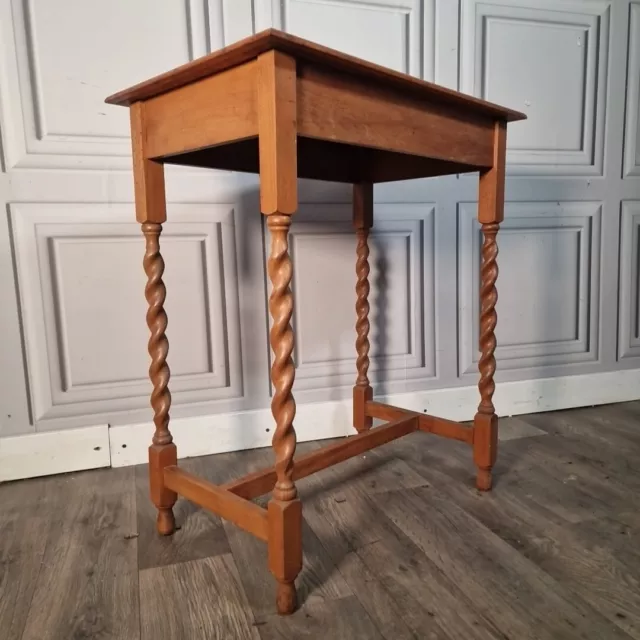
{"left": 105, "top": 30, "right": 525, "bottom": 124}
{"left": 257, "top": 51, "right": 297, "bottom": 215}
{"left": 297, "top": 64, "right": 495, "bottom": 167}
{"left": 143, "top": 61, "right": 257, "bottom": 159}
{"left": 160, "top": 135, "right": 487, "bottom": 181}
{"left": 163, "top": 465, "right": 269, "bottom": 541}
{"left": 225, "top": 516, "right": 352, "bottom": 621}
{"left": 130, "top": 103, "right": 166, "bottom": 224}
{"left": 223, "top": 416, "right": 418, "bottom": 500}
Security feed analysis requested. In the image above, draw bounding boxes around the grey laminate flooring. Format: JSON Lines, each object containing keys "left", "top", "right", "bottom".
{"left": 3, "top": 402, "right": 640, "bottom": 639}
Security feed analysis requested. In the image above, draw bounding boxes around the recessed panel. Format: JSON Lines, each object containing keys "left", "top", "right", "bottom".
{"left": 285, "top": 0, "right": 410, "bottom": 73}
{"left": 293, "top": 231, "right": 411, "bottom": 365}
{"left": 618, "top": 202, "right": 640, "bottom": 359}
{"left": 11, "top": 203, "right": 242, "bottom": 426}
{"left": 458, "top": 201, "right": 601, "bottom": 374}
{"left": 28, "top": 0, "right": 192, "bottom": 139}
{"left": 624, "top": 3, "right": 640, "bottom": 177}
{"left": 461, "top": 0, "right": 609, "bottom": 175}
{"left": 51, "top": 236, "right": 211, "bottom": 388}
{"left": 484, "top": 19, "right": 587, "bottom": 152}
{"left": 265, "top": 203, "right": 435, "bottom": 398}
{"left": 497, "top": 228, "right": 581, "bottom": 346}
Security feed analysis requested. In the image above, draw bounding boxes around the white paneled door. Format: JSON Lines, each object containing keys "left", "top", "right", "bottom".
{"left": 0, "top": 0, "right": 638, "bottom": 480}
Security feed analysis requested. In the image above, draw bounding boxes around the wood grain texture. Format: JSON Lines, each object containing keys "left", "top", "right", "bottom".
{"left": 441, "top": 479, "right": 640, "bottom": 639}
{"left": 20, "top": 468, "right": 139, "bottom": 640}
{"left": 478, "top": 121, "right": 507, "bottom": 224}
{"left": 163, "top": 466, "right": 269, "bottom": 541}
{"left": 258, "top": 596, "right": 385, "bottom": 639}
{"left": 353, "top": 182, "right": 373, "bottom": 433}
{"left": 297, "top": 65, "right": 495, "bottom": 167}
{"left": 0, "top": 512, "right": 48, "bottom": 640}
{"left": 366, "top": 401, "right": 474, "bottom": 444}
{"left": 473, "top": 120, "right": 505, "bottom": 491}
{"left": 105, "top": 30, "right": 525, "bottom": 124}
{"left": 130, "top": 103, "right": 166, "bottom": 224}
{"left": 6, "top": 404, "right": 640, "bottom": 639}
{"left": 267, "top": 214, "right": 297, "bottom": 502}
{"left": 142, "top": 223, "right": 172, "bottom": 448}
{"left": 142, "top": 222, "right": 177, "bottom": 533}
{"left": 161, "top": 135, "right": 488, "bottom": 182}
{"left": 474, "top": 221, "right": 500, "bottom": 491}
{"left": 144, "top": 61, "right": 257, "bottom": 159}
{"left": 257, "top": 51, "right": 297, "bottom": 215}
{"left": 376, "top": 487, "right": 632, "bottom": 640}
{"left": 135, "top": 461, "right": 230, "bottom": 571}
{"left": 224, "top": 416, "right": 418, "bottom": 500}
{"left": 302, "top": 477, "right": 482, "bottom": 639}
{"left": 225, "top": 515, "right": 352, "bottom": 621}
{"left": 139, "top": 554, "right": 260, "bottom": 640}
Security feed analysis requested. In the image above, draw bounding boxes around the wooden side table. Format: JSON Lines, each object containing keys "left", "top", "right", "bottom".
{"left": 107, "top": 29, "right": 525, "bottom": 616}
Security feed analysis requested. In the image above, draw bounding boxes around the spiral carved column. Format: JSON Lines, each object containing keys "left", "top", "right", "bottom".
{"left": 352, "top": 183, "right": 374, "bottom": 431}
{"left": 353, "top": 227, "right": 373, "bottom": 431}
{"left": 474, "top": 222, "right": 500, "bottom": 491}
{"left": 267, "top": 214, "right": 298, "bottom": 503}
{"left": 142, "top": 222, "right": 177, "bottom": 535}
{"left": 266, "top": 213, "right": 301, "bottom": 615}
{"left": 355, "top": 229, "right": 371, "bottom": 387}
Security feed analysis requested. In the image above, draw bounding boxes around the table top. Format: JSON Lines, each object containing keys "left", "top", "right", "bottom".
{"left": 106, "top": 29, "right": 525, "bottom": 124}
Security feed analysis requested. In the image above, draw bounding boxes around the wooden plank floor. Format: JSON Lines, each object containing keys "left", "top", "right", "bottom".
{"left": 3, "top": 401, "right": 640, "bottom": 639}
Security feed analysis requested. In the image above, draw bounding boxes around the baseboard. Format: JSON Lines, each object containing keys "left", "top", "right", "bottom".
{"left": 3, "top": 369, "right": 640, "bottom": 481}
{"left": 108, "top": 398, "right": 354, "bottom": 467}
{"left": 0, "top": 424, "right": 110, "bottom": 482}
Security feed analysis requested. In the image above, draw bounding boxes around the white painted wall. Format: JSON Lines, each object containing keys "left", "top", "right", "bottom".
{"left": 0, "top": 0, "right": 639, "bottom": 480}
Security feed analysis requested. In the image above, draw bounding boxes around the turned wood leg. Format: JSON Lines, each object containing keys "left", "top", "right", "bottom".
{"left": 353, "top": 183, "right": 374, "bottom": 432}
{"left": 474, "top": 222, "right": 499, "bottom": 491}
{"left": 266, "top": 214, "right": 302, "bottom": 614}
{"left": 130, "top": 103, "right": 177, "bottom": 534}
{"left": 143, "top": 222, "right": 177, "bottom": 534}
{"left": 258, "top": 49, "right": 301, "bottom": 614}
{"left": 473, "top": 121, "right": 506, "bottom": 491}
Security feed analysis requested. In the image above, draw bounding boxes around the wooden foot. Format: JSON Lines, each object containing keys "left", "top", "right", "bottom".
{"left": 268, "top": 499, "right": 302, "bottom": 616}
{"left": 149, "top": 443, "right": 178, "bottom": 535}
{"left": 473, "top": 218, "right": 500, "bottom": 492}
{"left": 276, "top": 581, "right": 297, "bottom": 615}
{"left": 156, "top": 508, "right": 176, "bottom": 536}
{"left": 473, "top": 412, "right": 498, "bottom": 492}
{"left": 473, "top": 122, "right": 505, "bottom": 492}
{"left": 476, "top": 468, "right": 492, "bottom": 492}
{"left": 353, "top": 384, "right": 373, "bottom": 432}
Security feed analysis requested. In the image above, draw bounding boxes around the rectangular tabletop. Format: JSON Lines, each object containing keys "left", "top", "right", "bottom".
{"left": 106, "top": 30, "right": 526, "bottom": 183}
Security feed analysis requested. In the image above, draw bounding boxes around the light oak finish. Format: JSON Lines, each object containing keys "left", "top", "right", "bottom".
{"left": 353, "top": 182, "right": 373, "bottom": 432}
{"left": 297, "top": 65, "right": 495, "bottom": 167}
{"left": 106, "top": 30, "right": 524, "bottom": 122}
{"left": 144, "top": 62, "right": 258, "bottom": 159}
{"left": 142, "top": 222, "right": 176, "bottom": 536}
{"left": 130, "top": 104, "right": 166, "bottom": 224}
{"left": 108, "top": 28, "right": 524, "bottom": 617}
{"left": 366, "top": 401, "right": 474, "bottom": 444}
{"left": 222, "top": 416, "right": 419, "bottom": 500}
{"left": 257, "top": 51, "right": 297, "bottom": 215}
{"left": 163, "top": 466, "right": 269, "bottom": 542}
